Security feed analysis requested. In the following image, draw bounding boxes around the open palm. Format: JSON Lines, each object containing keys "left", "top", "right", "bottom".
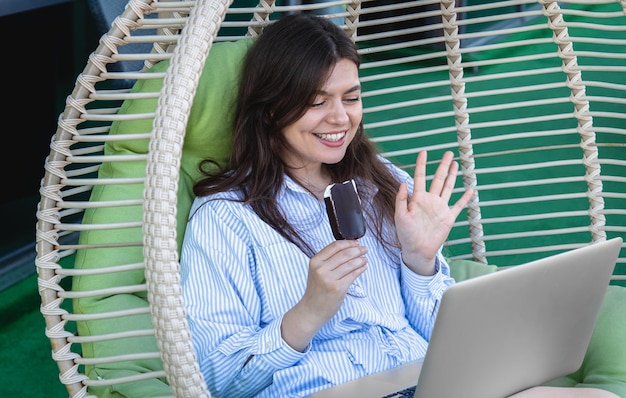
{"left": 395, "top": 150, "right": 473, "bottom": 275}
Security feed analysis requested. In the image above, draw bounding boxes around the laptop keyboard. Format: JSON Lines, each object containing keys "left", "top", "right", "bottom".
{"left": 381, "top": 385, "right": 416, "bottom": 397}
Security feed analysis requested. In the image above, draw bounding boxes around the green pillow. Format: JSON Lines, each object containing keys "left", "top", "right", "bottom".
{"left": 448, "top": 258, "right": 499, "bottom": 281}
{"left": 72, "top": 38, "right": 254, "bottom": 397}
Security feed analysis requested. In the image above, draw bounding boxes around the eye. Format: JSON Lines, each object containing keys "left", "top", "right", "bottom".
{"left": 344, "top": 95, "right": 361, "bottom": 103}
{"left": 311, "top": 99, "right": 326, "bottom": 108}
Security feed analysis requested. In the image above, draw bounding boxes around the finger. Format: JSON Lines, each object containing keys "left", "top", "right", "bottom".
{"left": 429, "top": 151, "right": 454, "bottom": 195}
{"left": 314, "top": 240, "right": 360, "bottom": 263}
{"left": 440, "top": 159, "right": 459, "bottom": 202}
{"left": 414, "top": 150, "right": 427, "bottom": 193}
{"left": 336, "top": 256, "right": 368, "bottom": 281}
{"left": 322, "top": 242, "right": 368, "bottom": 270}
{"left": 449, "top": 188, "right": 474, "bottom": 219}
{"left": 395, "top": 182, "right": 409, "bottom": 219}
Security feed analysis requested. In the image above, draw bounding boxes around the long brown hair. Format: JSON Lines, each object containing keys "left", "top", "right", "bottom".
{"left": 194, "top": 13, "right": 401, "bottom": 257}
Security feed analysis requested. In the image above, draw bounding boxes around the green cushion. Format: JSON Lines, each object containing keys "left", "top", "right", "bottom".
{"left": 448, "top": 258, "right": 499, "bottom": 281}
{"left": 72, "top": 38, "right": 254, "bottom": 397}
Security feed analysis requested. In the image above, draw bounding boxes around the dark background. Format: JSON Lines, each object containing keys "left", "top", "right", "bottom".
{"left": 0, "top": 1, "right": 99, "bottom": 276}
{"left": 0, "top": 6, "right": 101, "bottom": 395}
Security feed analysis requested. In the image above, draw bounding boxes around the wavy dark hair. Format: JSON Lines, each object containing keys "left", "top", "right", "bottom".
{"left": 194, "top": 13, "right": 401, "bottom": 257}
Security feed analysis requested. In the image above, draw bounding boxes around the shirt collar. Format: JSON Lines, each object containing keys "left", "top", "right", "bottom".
{"left": 283, "top": 174, "right": 310, "bottom": 195}
{"left": 280, "top": 174, "right": 379, "bottom": 202}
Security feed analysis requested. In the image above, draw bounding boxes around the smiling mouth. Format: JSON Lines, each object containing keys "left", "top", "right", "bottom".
{"left": 314, "top": 131, "right": 346, "bottom": 142}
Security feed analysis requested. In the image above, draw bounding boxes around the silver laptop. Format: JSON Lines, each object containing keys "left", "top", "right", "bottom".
{"left": 312, "top": 237, "right": 622, "bottom": 398}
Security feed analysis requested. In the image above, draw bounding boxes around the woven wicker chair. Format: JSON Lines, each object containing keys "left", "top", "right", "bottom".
{"left": 36, "top": 0, "right": 626, "bottom": 396}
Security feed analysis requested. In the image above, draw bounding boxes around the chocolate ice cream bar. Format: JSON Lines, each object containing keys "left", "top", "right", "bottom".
{"left": 324, "top": 179, "right": 366, "bottom": 240}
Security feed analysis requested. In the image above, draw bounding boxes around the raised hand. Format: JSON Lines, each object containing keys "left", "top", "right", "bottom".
{"left": 394, "top": 150, "right": 473, "bottom": 275}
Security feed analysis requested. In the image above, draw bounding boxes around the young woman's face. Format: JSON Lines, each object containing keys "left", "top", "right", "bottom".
{"left": 281, "top": 58, "right": 362, "bottom": 173}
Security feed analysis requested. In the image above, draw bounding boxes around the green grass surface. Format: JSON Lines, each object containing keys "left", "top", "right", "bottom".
{"left": 0, "top": 273, "right": 68, "bottom": 397}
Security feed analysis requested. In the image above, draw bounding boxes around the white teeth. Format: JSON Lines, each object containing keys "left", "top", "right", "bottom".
{"left": 315, "top": 132, "right": 346, "bottom": 142}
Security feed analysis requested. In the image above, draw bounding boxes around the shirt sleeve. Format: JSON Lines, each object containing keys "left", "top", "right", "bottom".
{"left": 180, "top": 199, "right": 306, "bottom": 397}
{"left": 400, "top": 250, "right": 455, "bottom": 342}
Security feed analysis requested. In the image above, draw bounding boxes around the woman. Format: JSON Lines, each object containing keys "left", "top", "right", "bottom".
{"left": 180, "top": 13, "right": 617, "bottom": 398}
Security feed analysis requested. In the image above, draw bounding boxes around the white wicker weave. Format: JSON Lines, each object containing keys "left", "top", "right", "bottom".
{"left": 36, "top": 0, "right": 626, "bottom": 396}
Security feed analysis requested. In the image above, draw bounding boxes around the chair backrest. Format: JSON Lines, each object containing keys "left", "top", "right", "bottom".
{"left": 36, "top": 0, "right": 626, "bottom": 396}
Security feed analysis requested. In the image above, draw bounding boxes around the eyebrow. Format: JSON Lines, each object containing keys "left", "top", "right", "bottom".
{"left": 318, "top": 84, "right": 362, "bottom": 96}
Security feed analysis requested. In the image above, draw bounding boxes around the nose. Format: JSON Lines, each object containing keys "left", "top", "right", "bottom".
{"left": 326, "top": 100, "right": 350, "bottom": 124}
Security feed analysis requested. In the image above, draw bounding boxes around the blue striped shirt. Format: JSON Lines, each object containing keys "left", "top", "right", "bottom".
{"left": 180, "top": 159, "right": 454, "bottom": 397}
